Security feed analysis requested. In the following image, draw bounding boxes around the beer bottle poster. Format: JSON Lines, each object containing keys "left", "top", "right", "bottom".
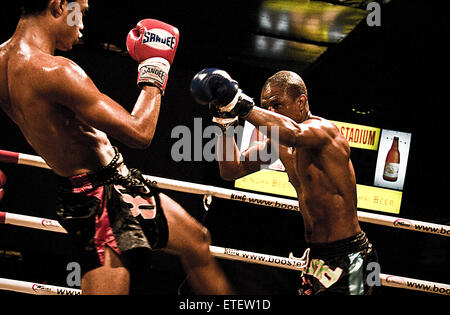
{"left": 374, "top": 129, "right": 412, "bottom": 190}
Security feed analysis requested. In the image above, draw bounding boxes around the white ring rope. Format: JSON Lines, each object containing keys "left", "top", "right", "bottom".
{"left": 0, "top": 211, "right": 449, "bottom": 295}
{"left": 1, "top": 273, "right": 448, "bottom": 296}
{"left": 0, "top": 277, "right": 81, "bottom": 295}
{"left": 0, "top": 149, "right": 449, "bottom": 237}
{"left": 0, "top": 211, "right": 308, "bottom": 271}
{"left": 144, "top": 175, "right": 450, "bottom": 237}
{"left": 209, "top": 246, "right": 310, "bottom": 271}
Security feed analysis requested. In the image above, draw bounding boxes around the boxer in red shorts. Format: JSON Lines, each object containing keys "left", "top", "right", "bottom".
{"left": 0, "top": 0, "right": 233, "bottom": 295}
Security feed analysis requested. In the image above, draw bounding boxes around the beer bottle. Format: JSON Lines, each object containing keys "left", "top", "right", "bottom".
{"left": 383, "top": 137, "right": 400, "bottom": 182}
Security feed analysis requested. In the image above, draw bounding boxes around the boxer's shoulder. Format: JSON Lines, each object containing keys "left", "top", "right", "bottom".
{"left": 5, "top": 52, "right": 90, "bottom": 113}
{"left": 44, "top": 56, "right": 89, "bottom": 87}
{"left": 31, "top": 55, "right": 89, "bottom": 97}
{"left": 6, "top": 49, "right": 75, "bottom": 88}
{"left": 303, "top": 116, "right": 336, "bottom": 133}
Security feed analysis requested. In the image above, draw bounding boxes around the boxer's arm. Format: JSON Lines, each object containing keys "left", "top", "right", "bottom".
{"left": 45, "top": 58, "right": 160, "bottom": 149}
{"left": 190, "top": 68, "right": 332, "bottom": 149}
{"left": 217, "top": 134, "right": 272, "bottom": 181}
{"left": 245, "top": 107, "right": 332, "bottom": 149}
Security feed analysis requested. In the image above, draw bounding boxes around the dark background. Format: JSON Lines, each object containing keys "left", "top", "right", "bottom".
{"left": 0, "top": 0, "right": 449, "bottom": 296}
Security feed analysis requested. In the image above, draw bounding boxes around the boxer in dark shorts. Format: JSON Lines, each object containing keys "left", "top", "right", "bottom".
{"left": 55, "top": 147, "right": 168, "bottom": 275}
{"left": 193, "top": 69, "right": 378, "bottom": 294}
{"left": 298, "top": 231, "right": 378, "bottom": 295}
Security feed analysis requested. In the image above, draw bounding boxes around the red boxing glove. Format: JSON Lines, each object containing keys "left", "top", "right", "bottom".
{"left": 127, "top": 19, "right": 179, "bottom": 94}
{"left": 0, "top": 169, "right": 6, "bottom": 201}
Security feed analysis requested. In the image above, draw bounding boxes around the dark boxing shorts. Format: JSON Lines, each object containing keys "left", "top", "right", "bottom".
{"left": 298, "top": 231, "right": 378, "bottom": 295}
{"left": 55, "top": 147, "right": 169, "bottom": 274}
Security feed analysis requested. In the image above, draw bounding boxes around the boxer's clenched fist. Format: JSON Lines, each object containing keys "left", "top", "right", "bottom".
{"left": 190, "top": 68, "right": 255, "bottom": 119}
{"left": 127, "top": 19, "right": 179, "bottom": 94}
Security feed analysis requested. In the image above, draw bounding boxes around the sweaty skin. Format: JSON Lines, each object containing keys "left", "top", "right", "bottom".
{"left": 0, "top": 0, "right": 160, "bottom": 177}
{"left": 218, "top": 82, "right": 361, "bottom": 244}
{"left": 0, "top": 0, "right": 159, "bottom": 293}
{"left": 1, "top": 1, "right": 235, "bottom": 295}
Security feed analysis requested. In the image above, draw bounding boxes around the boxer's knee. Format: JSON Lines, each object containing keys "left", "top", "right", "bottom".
{"left": 200, "top": 226, "right": 212, "bottom": 245}
{"left": 159, "top": 193, "right": 213, "bottom": 264}
{"left": 181, "top": 225, "right": 213, "bottom": 265}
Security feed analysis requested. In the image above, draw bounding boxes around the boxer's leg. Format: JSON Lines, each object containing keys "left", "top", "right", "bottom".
{"left": 81, "top": 246, "right": 130, "bottom": 295}
{"left": 159, "top": 193, "right": 234, "bottom": 295}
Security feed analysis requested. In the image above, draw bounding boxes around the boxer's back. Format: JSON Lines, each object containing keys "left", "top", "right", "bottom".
{"left": 0, "top": 38, "right": 113, "bottom": 177}
{"left": 0, "top": 41, "right": 12, "bottom": 118}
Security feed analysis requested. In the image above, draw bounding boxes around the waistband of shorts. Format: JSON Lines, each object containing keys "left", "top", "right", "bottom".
{"left": 56, "top": 147, "right": 126, "bottom": 190}
{"left": 306, "top": 231, "right": 370, "bottom": 258}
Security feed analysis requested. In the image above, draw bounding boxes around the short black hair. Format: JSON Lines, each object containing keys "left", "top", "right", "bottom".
{"left": 263, "top": 71, "right": 308, "bottom": 100}
{"left": 19, "top": 0, "right": 51, "bottom": 16}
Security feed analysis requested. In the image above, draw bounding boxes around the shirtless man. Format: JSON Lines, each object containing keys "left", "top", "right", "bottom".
{"left": 0, "top": 0, "right": 233, "bottom": 295}
{"left": 190, "top": 68, "right": 378, "bottom": 295}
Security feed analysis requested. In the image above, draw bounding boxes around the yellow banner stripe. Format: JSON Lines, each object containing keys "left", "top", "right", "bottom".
{"left": 356, "top": 184, "right": 402, "bottom": 214}
{"left": 234, "top": 169, "right": 297, "bottom": 198}
{"left": 331, "top": 120, "right": 381, "bottom": 151}
{"left": 235, "top": 171, "right": 402, "bottom": 214}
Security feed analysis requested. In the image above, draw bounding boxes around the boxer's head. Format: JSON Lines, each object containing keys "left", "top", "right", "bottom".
{"left": 260, "top": 71, "right": 310, "bottom": 123}
{"left": 19, "top": 0, "right": 88, "bottom": 51}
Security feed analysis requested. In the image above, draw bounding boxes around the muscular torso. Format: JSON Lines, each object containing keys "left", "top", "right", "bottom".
{"left": 277, "top": 117, "right": 361, "bottom": 243}
{"left": 0, "top": 39, "right": 115, "bottom": 177}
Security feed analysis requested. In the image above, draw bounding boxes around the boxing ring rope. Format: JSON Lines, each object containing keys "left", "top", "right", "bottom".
{"left": 0, "top": 211, "right": 310, "bottom": 271}
{"left": 145, "top": 175, "right": 450, "bottom": 237}
{"left": 1, "top": 211, "right": 450, "bottom": 295}
{"left": 1, "top": 149, "right": 449, "bottom": 237}
{"left": 0, "top": 278, "right": 81, "bottom": 295}
{"left": 1, "top": 149, "right": 450, "bottom": 295}
{"left": 0, "top": 150, "right": 51, "bottom": 170}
